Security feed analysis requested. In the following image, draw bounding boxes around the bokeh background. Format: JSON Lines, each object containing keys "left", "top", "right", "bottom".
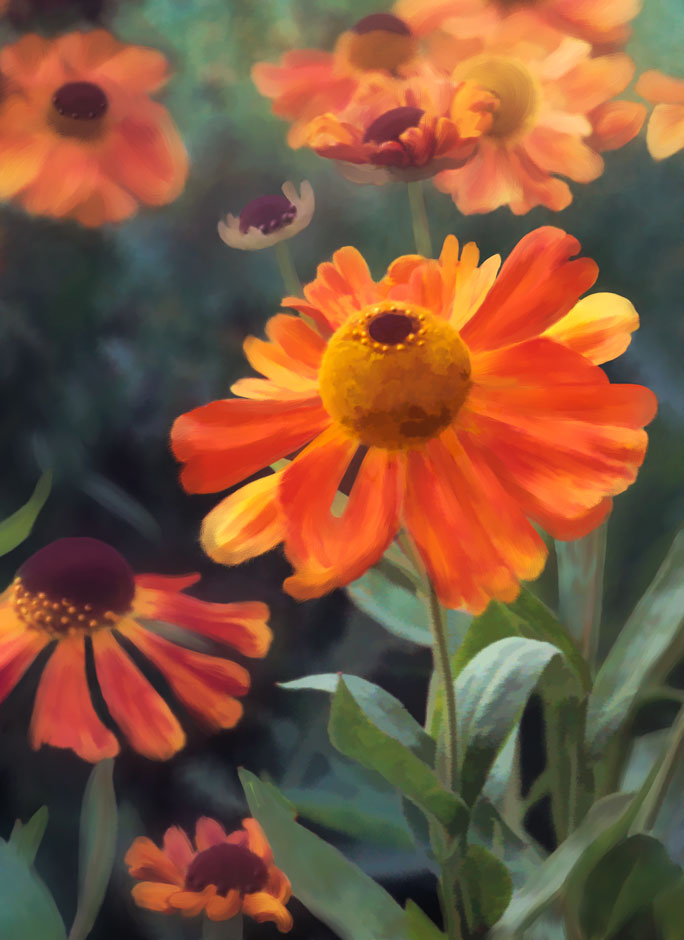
{"left": 1, "top": 1, "right": 683, "bottom": 937}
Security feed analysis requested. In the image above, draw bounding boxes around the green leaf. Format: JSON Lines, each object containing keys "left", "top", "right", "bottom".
{"left": 578, "top": 835, "right": 681, "bottom": 940}
{"left": 9, "top": 807, "right": 48, "bottom": 866}
{"left": 468, "top": 798, "right": 543, "bottom": 893}
{"left": 460, "top": 845, "right": 512, "bottom": 931}
{"left": 488, "top": 793, "right": 634, "bottom": 939}
{"left": 281, "top": 673, "right": 435, "bottom": 764}
{"left": 654, "top": 877, "right": 684, "bottom": 940}
{"left": 0, "top": 471, "right": 51, "bottom": 558}
{"left": 404, "top": 899, "right": 445, "bottom": 940}
{"left": 239, "top": 769, "right": 410, "bottom": 940}
{"left": 587, "top": 528, "right": 684, "bottom": 759}
{"left": 68, "top": 759, "right": 117, "bottom": 940}
{"left": 329, "top": 679, "right": 469, "bottom": 836}
{"left": 0, "top": 839, "right": 67, "bottom": 940}
{"left": 556, "top": 523, "right": 607, "bottom": 661}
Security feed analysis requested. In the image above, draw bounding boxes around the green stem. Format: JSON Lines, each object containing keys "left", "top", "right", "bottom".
{"left": 407, "top": 181, "right": 433, "bottom": 257}
{"left": 274, "top": 240, "right": 302, "bottom": 296}
{"left": 426, "top": 583, "right": 458, "bottom": 791}
{"left": 439, "top": 871, "right": 464, "bottom": 940}
{"left": 202, "top": 914, "right": 243, "bottom": 939}
{"left": 630, "top": 705, "right": 684, "bottom": 834}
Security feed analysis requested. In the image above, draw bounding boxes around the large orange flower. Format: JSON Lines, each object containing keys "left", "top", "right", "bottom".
{"left": 0, "top": 31, "right": 188, "bottom": 227}
{"left": 0, "top": 538, "right": 271, "bottom": 762}
{"left": 172, "top": 229, "right": 656, "bottom": 613}
{"left": 126, "top": 816, "right": 292, "bottom": 931}
{"left": 636, "top": 70, "right": 684, "bottom": 161}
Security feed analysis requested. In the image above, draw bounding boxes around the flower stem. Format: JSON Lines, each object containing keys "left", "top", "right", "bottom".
{"left": 274, "top": 240, "right": 302, "bottom": 297}
{"left": 202, "top": 914, "right": 243, "bottom": 939}
{"left": 407, "top": 181, "right": 433, "bottom": 257}
{"left": 426, "top": 582, "right": 457, "bottom": 791}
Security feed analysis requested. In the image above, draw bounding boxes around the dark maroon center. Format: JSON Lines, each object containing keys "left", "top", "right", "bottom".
{"left": 363, "top": 106, "right": 424, "bottom": 144}
{"left": 369, "top": 312, "right": 417, "bottom": 345}
{"left": 352, "top": 13, "right": 412, "bottom": 35}
{"left": 52, "top": 81, "right": 108, "bottom": 120}
{"left": 18, "top": 538, "right": 135, "bottom": 615}
{"left": 185, "top": 843, "right": 269, "bottom": 896}
{"left": 239, "top": 195, "right": 297, "bottom": 235}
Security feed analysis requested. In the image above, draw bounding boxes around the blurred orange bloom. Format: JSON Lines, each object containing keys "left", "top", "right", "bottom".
{"left": 0, "top": 31, "right": 188, "bottom": 226}
{"left": 395, "top": 0, "right": 642, "bottom": 48}
{"left": 126, "top": 816, "right": 292, "bottom": 930}
{"left": 0, "top": 538, "right": 271, "bottom": 762}
{"left": 302, "top": 65, "right": 496, "bottom": 183}
{"left": 172, "top": 229, "right": 656, "bottom": 613}
{"left": 636, "top": 70, "right": 684, "bottom": 160}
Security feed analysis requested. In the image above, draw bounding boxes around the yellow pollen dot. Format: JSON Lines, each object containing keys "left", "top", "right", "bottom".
{"left": 84, "top": 604, "right": 93, "bottom": 612}
{"left": 77, "top": 614, "right": 86, "bottom": 622}
{"left": 89, "top": 619, "right": 98, "bottom": 628}
{"left": 318, "top": 299, "right": 471, "bottom": 449}
{"left": 68, "top": 606, "right": 76, "bottom": 614}
{"left": 60, "top": 616, "right": 70, "bottom": 625}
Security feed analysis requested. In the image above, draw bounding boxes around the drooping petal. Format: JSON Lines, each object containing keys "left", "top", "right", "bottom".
{"left": 131, "top": 882, "right": 178, "bottom": 911}
{"left": 645, "top": 104, "right": 684, "bottom": 161}
{"left": 636, "top": 69, "right": 684, "bottom": 106}
{"left": 242, "top": 892, "right": 294, "bottom": 932}
{"left": 588, "top": 101, "right": 646, "bottom": 152}
{"left": 0, "top": 628, "right": 49, "bottom": 704}
{"left": 168, "top": 886, "right": 215, "bottom": 917}
{"left": 195, "top": 817, "right": 228, "bottom": 852}
{"left": 542, "top": 293, "right": 639, "bottom": 364}
{"left": 162, "top": 827, "right": 195, "bottom": 874}
{"left": 125, "top": 836, "right": 185, "bottom": 885}
{"left": 200, "top": 472, "right": 285, "bottom": 566}
{"left": 206, "top": 890, "right": 241, "bottom": 921}
{"left": 29, "top": 635, "right": 119, "bottom": 762}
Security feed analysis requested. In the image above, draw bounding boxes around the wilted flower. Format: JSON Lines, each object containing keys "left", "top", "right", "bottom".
{"left": 636, "top": 70, "right": 684, "bottom": 160}
{"left": 172, "top": 228, "right": 656, "bottom": 612}
{"left": 218, "top": 181, "right": 314, "bottom": 250}
{"left": 126, "top": 816, "right": 292, "bottom": 930}
{"left": 0, "top": 30, "right": 188, "bottom": 226}
{"left": 0, "top": 538, "right": 271, "bottom": 761}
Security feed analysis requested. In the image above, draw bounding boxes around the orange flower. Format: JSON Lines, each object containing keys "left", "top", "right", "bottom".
{"left": 252, "top": 12, "right": 420, "bottom": 147}
{"left": 636, "top": 70, "right": 684, "bottom": 160}
{"left": 302, "top": 65, "right": 496, "bottom": 184}
{"left": 0, "top": 31, "right": 188, "bottom": 227}
{"left": 415, "top": 17, "right": 645, "bottom": 213}
{"left": 171, "top": 229, "right": 656, "bottom": 613}
{"left": 126, "top": 816, "right": 293, "bottom": 931}
{"left": 0, "top": 538, "right": 271, "bottom": 762}
{"left": 395, "top": 0, "right": 642, "bottom": 48}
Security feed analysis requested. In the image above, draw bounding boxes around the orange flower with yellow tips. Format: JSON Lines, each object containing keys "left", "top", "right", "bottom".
{"left": 172, "top": 228, "right": 656, "bottom": 613}
{"left": 126, "top": 816, "right": 292, "bottom": 931}
{"left": 636, "top": 70, "right": 684, "bottom": 160}
{"left": 0, "top": 538, "right": 271, "bottom": 762}
{"left": 0, "top": 31, "right": 188, "bottom": 227}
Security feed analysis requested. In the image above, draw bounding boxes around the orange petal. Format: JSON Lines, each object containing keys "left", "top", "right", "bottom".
{"left": 171, "top": 397, "right": 330, "bottom": 494}
{"left": 557, "top": 54, "right": 635, "bottom": 114}
{"left": 206, "top": 889, "right": 241, "bottom": 921}
{"left": 29, "top": 635, "right": 119, "bottom": 762}
{"left": 302, "top": 246, "right": 381, "bottom": 331}
{"left": 200, "top": 471, "right": 285, "bottom": 566}
{"left": 461, "top": 227, "right": 598, "bottom": 351}
{"left": 242, "top": 819, "right": 273, "bottom": 865}
{"left": 0, "top": 628, "right": 49, "bottom": 704}
{"left": 645, "top": 104, "right": 684, "bottom": 161}
{"left": 523, "top": 127, "right": 603, "bottom": 184}
{"left": 125, "top": 836, "right": 185, "bottom": 885}
{"left": 169, "top": 886, "right": 214, "bottom": 916}
{"left": 588, "top": 101, "right": 646, "bottom": 152}
{"left": 162, "top": 826, "right": 195, "bottom": 873}
{"left": 195, "top": 817, "right": 228, "bottom": 851}
{"left": 636, "top": 69, "right": 684, "bottom": 106}
{"left": 131, "top": 881, "right": 178, "bottom": 912}
{"left": 542, "top": 293, "right": 639, "bottom": 364}
{"left": 242, "top": 891, "right": 293, "bottom": 932}
{"left": 470, "top": 336, "right": 609, "bottom": 390}
{"left": 67, "top": 174, "right": 139, "bottom": 227}
{"left": 0, "top": 34, "right": 64, "bottom": 86}
{"left": 92, "top": 630, "right": 186, "bottom": 760}
{"left": 118, "top": 620, "right": 248, "bottom": 731}
{"left": 135, "top": 573, "right": 201, "bottom": 593}
{"left": 544, "top": 497, "right": 613, "bottom": 541}
{"left": 0, "top": 124, "right": 54, "bottom": 199}
{"left": 242, "top": 337, "right": 319, "bottom": 392}
{"left": 435, "top": 141, "right": 525, "bottom": 215}
{"left": 265, "top": 313, "right": 327, "bottom": 371}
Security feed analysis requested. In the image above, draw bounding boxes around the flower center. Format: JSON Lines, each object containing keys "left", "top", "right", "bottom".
{"left": 185, "top": 843, "right": 269, "bottom": 896}
{"left": 452, "top": 55, "right": 539, "bottom": 139}
{"left": 318, "top": 301, "right": 471, "bottom": 450}
{"left": 363, "top": 106, "right": 424, "bottom": 144}
{"left": 12, "top": 538, "right": 134, "bottom": 636}
{"left": 50, "top": 81, "right": 109, "bottom": 139}
{"left": 339, "top": 13, "right": 416, "bottom": 74}
{"left": 239, "top": 194, "right": 297, "bottom": 235}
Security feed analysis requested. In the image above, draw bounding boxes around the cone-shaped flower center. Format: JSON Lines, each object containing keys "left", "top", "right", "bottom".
{"left": 185, "top": 843, "right": 269, "bottom": 896}
{"left": 453, "top": 55, "right": 539, "bottom": 139}
{"left": 341, "top": 13, "right": 416, "bottom": 74}
{"left": 51, "top": 81, "right": 109, "bottom": 139}
{"left": 319, "top": 301, "right": 471, "bottom": 449}
{"left": 12, "top": 538, "right": 135, "bottom": 636}
{"left": 364, "top": 106, "right": 425, "bottom": 144}
{"left": 239, "top": 195, "right": 297, "bottom": 235}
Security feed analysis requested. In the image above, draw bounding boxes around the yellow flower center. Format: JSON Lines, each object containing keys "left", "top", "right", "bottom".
{"left": 11, "top": 577, "right": 120, "bottom": 637}
{"left": 318, "top": 301, "right": 471, "bottom": 450}
{"left": 452, "top": 55, "right": 540, "bottom": 140}
{"left": 337, "top": 14, "right": 417, "bottom": 75}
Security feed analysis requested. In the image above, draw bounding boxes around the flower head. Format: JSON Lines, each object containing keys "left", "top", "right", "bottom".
{"left": 218, "top": 181, "right": 314, "bottom": 250}
{"left": 0, "top": 31, "right": 188, "bottom": 226}
{"left": 0, "top": 537, "right": 271, "bottom": 761}
{"left": 172, "top": 229, "right": 657, "bottom": 613}
{"left": 126, "top": 816, "right": 292, "bottom": 930}
{"left": 636, "top": 70, "right": 684, "bottom": 161}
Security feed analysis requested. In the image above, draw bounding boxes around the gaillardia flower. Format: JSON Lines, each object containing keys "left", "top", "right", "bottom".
{"left": 172, "top": 228, "right": 656, "bottom": 612}
{"left": 0, "top": 538, "right": 271, "bottom": 761}
{"left": 126, "top": 816, "right": 292, "bottom": 930}
{"left": 0, "top": 31, "right": 188, "bottom": 226}
{"left": 636, "top": 70, "right": 684, "bottom": 161}
{"left": 218, "top": 181, "right": 314, "bottom": 250}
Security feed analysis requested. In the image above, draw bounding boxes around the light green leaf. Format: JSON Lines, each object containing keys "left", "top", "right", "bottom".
{"left": 468, "top": 799, "right": 543, "bottom": 893}
{"left": 240, "top": 769, "right": 410, "bottom": 940}
{"left": 654, "top": 878, "right": 684, "bottom": 940}
{"left": 0, "top": 839, "right": 67, "bottom": 940}
{"left": 556, "top": 523, "right": 607, "bottom": 662}
{"left": 405, "top": 899, "right": 445, "bottom": 940}
{"left": 68, "top": 759, "right": 117, "bottom": 940}
{"left": 329, "top": 679, "right": 469, "bottom": 836}
{"left": 460, "top": 845, "right": 513, "bottom": 931}
{"left": 0, "top": 471, "right": 51, "bottom": 558}
{"left": 9, "top": 807, "right": 48, "bottom": 867}
{"left": 587, "top": 528, "right": 684, "bottom": 758}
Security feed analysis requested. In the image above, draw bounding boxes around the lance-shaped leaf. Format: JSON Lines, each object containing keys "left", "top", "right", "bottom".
{"left": 556, "top": 523, "right": 607, "bottom": 662}
{"left": 9, "top": 806, "right": 49, "bottom": 866}
{"left": 0, "top": 470, "right": 51, "bottom": 558}
{"left": 459, "top": 844, "right": 513, "bottom": 932}
{"left": 405, "top": 899, "right": 446, "bottom": 939}
{"left": 68, "top": 759, "right": 117, "bottom": 940}
{"left": 0, "top": 838, "right": 66, "bottom": 939}
{"left": 329, "top": 678, "right": 468, "bottom": 836}
{"left": 240, "top": 769, "right": 410, "bottom": 940}
{"left": 654, "top": 877, "right": 684, "bottom": 940}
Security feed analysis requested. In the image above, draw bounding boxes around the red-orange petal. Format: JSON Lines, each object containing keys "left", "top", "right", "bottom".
{"left": 162, "top": 826, "right": 195, "bottom": 873}
{"left": 0, "top": 627, "right": 49, "bottom": 704}
{"left": 301, "top": 247, "right": 381, "bottom": 332}
{"left": 636, "top": 69, "right": 684, "bottom": 106}
{"left": 588, "top": 100, "right": 646, "bottom": 152}
{"left": 242, "top": 891, "right": 293, "bottom": 932}
{"left": 169, "top": 886, "right": 215, "bottom": 916}
{"left": 200, "top": 471, "right": 285, "bottom": 566}
{"left": 195, "top": 817, "right": 228, "bottom": 852}
{"left": 242, "top": 818, "right": 273, "bottom": 865}
{"left": 92, "top": 629, "right": 186, "bottom": 760}
{"left": 206, "top": 889, "right": 241, "bottom": 921}
{"left": 125, "top": 836, "right": 185, "bottom": 885}
{"left": 131, "top": 881, "right": 178, "bottom": 912}
{"left": 29, "top": 634, "right": 119, "bottom": 762}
